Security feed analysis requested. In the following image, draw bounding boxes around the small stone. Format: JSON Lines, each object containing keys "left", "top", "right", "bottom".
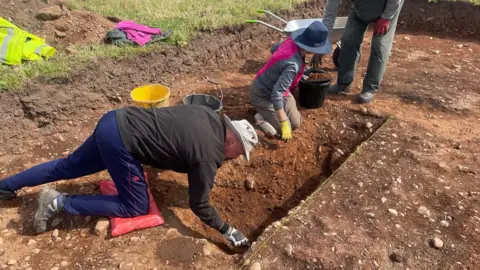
{"left": 392, "top": 134, "right": 398, "bottom": 138}
{"left": 50, "top": 267, "right": 59, "bottom": 270}
{"left": 32, "top": 249, "right": 40, "bottom": 254}
{"left": 381, "top": 197, "right": 387, "bottom": 203}
{"left": 431, "top": 50, "right": 440, "bottom": 55}
{"left": 431, "top": 237, "right": 443, "bottom": 249}
{"left": 358, "top": 182, "right": 363, "bottom": 188}
{"left": 273, "top": 221, "right": 281, "bottom": 228}
{"left": 418, "top": 206, "right": 431, "bottom": 217}
{"left": 55, "top": 30, "right": 67, "bottom": 38}
{"left": 245, "top": 177, "right": 255, "bottom": 190}
{"left": 361, "top": 107, "right": 368, "bottom": 114}
{"left": 65, "top": 45, "right": 77, "bottom": 55}
{"left": 52, "top": 229, "right": 59, "bottom": 238}
{"left": 10, "top": 216, "right": 21, "bottom": 224}
{"left": 366, "top": 213, "right": 375, "bottom": 218}
{"left": 7, "top": 259, "right": 17, "bottom": 265}
{"left": 374, "top": 261, "right": 380, "bottom": 267}
{"left": 248, "top": 262, "right": 261, "bottom": 270}
{"left": 36, "top": 6, "right": 63, "bottom": 21}
{"left": 388, "top": 209, "right": 398, "bottom": 216}
{"left": 434, "top": 229, "right": 441, "bottom": 234}
{"left": 366, "top": 122, "right": 373, "bottom": 129}
{"left": 65, "top": 234, "right": 71, "bottom": 241}
{"left": 94, "top": 218, "right": 109, "bottom": 235}
{"left": 60, "top": 261, "right": 68, "bottom": 267}
{"left": 54, "top": 237, "right": 62, "bottom": 243}
{"left": 389, "top": 252, "right": 403, "bottom": 263}
{"left": 285, "top": 244, "right": 293, "bottom": 256}
{"left": 129, "top": 237, "right": 140, "bottom": 242}
{"left": 27, "top": 239, "right": 37, "bottom": 246}
{"left": 62, "top": 151, "right": 70, "bottom": 156}
{"left": 202, "top": 244, "right": 213, "bottom": 256}
{"left": 440, "top": 220, "right": 449, "bottom": 227}
{"left": 395, "top": 224, "right": 401, "bottom": 229}
{"left": 402, "top": 36, "right": 411, "bottom": 41}
{"left": 51, "top": 218, "right": 62, "bottom": 227}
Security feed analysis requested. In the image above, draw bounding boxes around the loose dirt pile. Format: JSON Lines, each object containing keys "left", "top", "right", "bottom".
{"left": 0, "top": 0, "right": 114, "bottom": 48}
{"left": 306, "top": 72, "right": 332, "bottom": 82}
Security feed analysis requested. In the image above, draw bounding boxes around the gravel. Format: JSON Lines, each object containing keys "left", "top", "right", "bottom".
{"left": 388, "top": 209, "right": 398, "bottom": 216}
{"left": 431, "top": 237, "right": 444, "bottom": 249}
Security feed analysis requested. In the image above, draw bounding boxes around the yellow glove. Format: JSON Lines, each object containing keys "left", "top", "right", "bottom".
{"left": 280, "top": 120, "right": 292, "bottom": 141}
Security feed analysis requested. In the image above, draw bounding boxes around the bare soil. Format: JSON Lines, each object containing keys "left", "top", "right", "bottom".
{"left": 307, "top": 72, "right": 333, "bottom": 82}
{"left": 0, "top": 0, "right": 480, "bottom": 269}
{"left": 0, "top": 0, "right": 114, "bottom": 48}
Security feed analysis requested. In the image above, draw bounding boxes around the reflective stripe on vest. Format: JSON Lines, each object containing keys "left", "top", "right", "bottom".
{"left": 34, "top": 44, "right": 48, "bottom": 55}
{"left": 0, "top": 28, "right": 14, "bottom": 64}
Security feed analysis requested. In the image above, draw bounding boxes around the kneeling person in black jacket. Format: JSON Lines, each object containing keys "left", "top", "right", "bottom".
{"left": 0, "top": 105, "right": 258, "bottom": 248}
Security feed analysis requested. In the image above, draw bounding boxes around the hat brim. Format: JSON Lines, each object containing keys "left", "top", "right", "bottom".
{"left": 291, "top": 28, "right": 333, "bottom": 55}
{"left": 223, "top": 115, "right": 250, "bottom": 161}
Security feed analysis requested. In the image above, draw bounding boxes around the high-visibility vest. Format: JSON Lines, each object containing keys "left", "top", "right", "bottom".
{"left": 0, "top": 17, "right": 56, "bottom": 65}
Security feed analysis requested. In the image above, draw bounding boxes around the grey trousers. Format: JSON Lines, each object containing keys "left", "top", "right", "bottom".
{"left": 249, "top": 84, "right": 301, "bottom": 132}
{"left": 338, "top": 5, "right": 402, "bottom": 93}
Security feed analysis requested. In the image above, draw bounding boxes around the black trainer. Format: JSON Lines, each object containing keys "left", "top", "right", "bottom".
{"left": 0, "top": 181, "right": 16, "bottom": 200}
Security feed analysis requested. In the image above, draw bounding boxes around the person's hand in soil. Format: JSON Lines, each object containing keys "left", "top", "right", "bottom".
{"left": 374, "top": 18, "right": 390, "bottom": 36}
{"left": 280, "top": 120, "right": 293, "bottom": 141}
{"left": 220, "top": 223, "right": 250, "bottom": 248}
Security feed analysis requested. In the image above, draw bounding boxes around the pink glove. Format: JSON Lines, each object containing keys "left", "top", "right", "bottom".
{"left": 374, "top": 18, "right": 390, "bottom": 36}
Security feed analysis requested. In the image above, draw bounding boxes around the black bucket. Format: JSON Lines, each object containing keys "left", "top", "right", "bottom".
{"left": 183, "top": 94, "right": 223, "bottom": 113}
{"left": 299, "top": 69, "right": 333, "bottom": 109}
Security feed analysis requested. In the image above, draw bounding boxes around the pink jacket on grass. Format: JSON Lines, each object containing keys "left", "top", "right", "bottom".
{"left": 115, "top": 20, "right": 162, "bottom": 46}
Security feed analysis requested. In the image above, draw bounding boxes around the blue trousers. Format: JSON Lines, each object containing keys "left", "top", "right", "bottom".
{"left": 3, "top": 111, "right": 149, "bottom": 217}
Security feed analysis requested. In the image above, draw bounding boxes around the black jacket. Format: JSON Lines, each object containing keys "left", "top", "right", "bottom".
{"left": 116, "top": 105, "right": 225, "bottom": 230}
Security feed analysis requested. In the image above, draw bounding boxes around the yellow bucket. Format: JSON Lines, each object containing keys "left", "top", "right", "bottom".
{"left": 130, "top": 84, "right": 171, "bottom": 108}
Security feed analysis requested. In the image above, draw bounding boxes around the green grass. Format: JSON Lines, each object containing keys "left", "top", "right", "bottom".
{"left": 0, "top": 44, "right": 162, "bottom": 91}
{"left": 1, "top": 0, "right": 306, "bottom": 91}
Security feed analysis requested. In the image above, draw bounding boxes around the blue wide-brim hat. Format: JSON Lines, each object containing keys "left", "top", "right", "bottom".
{"left": 291, "top": 21, "right": 332, "bottom": 55}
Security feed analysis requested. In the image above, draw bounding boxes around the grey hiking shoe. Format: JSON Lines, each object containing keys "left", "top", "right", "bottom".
{"left": 328, "top": 83, "right": 352, "bottom": 95}
{"left": 34, "top": 186, "right": 65, "bottom": 234}
{"left": 358, "top": 92, "right": 375, "bottom": 104}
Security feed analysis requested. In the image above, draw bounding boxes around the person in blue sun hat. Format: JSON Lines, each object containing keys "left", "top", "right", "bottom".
{"left": 250, "top": 21, "right": 332, "bottom": 141}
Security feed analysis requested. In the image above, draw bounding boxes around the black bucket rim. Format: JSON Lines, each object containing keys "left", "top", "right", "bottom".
{"left": 301, "top": 68, "right": 333, "bottom": 85}
{"left": 182, "top": 93, "right": 223, "bottom": 113}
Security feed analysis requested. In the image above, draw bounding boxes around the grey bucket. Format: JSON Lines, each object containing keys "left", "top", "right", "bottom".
{"left": 183, "top": 94, "right": 223, "bottom": 113}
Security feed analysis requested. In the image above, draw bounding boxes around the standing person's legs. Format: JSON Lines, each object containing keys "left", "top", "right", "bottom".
{"left": 34, "top": 111, "right": 150, "bottom": 233}
{"left": 329, "top": 8, "right": 369, "bottom": 94}
{"left": 359, "top": 5, "right": 402, "bottom": 103}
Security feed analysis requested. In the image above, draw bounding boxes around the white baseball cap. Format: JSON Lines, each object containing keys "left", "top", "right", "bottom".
{"left": 223, "top": 115, "right": 258, "bottom": 161}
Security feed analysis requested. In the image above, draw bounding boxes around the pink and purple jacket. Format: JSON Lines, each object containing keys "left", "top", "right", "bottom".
{"left": 253, "top": 37, "right": 305, "bottom": 110}
{"left": 115, "top": 21, "right": 162, "bottom": 46}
